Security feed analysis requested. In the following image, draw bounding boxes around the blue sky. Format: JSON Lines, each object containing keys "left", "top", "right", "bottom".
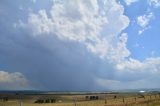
{"left": 0, "top": 0, "right": 160, "bottom": 90}
{"left": 122, "top": 0, "right": 160, "bottom": 60}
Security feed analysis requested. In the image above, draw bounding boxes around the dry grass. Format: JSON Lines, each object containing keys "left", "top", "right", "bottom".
{"left": 0, "top": 94, "right": 160, "bottom": 106}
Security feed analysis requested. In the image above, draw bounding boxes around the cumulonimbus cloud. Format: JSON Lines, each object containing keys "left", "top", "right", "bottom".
{"left": 15, "top": 0, "right": 160, "bottom": 89}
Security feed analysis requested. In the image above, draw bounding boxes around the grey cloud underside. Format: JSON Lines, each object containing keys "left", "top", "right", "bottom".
{"left": 0, "top": 0, "right": 160, "bottom": 90}
{"left": 0, "top": 29, "right": 114, "bottom": 90}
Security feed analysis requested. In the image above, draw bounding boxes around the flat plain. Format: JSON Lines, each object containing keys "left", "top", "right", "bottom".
{"left": 0, "top": 91, "right": 160, "bottom": 106}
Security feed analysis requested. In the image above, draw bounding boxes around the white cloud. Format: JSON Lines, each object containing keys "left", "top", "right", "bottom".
{"left": 27, "top": 0, "right": 107, "bottom": 42}
{"left": 138, "top": 27, "right": 149, "bottom": 35}
{"left": 137, "top": 12, "right": 153, "bottom": 28}
{"left": 0, "top": 71, "right": 29, "bottom": 89}
{"left": 137, "top": 12, "right": 153, "bottom": 34}
{"left": 86, "top": 39, "right": 109, "bottom": 59}
{"left": 148, "top": 0, "right": 160, "bottom": 8}
{"left": 116, "top": 57, "right": 160, "bottom": 74}
{"left": 124, "top": 0, "right": 139, "bottom": 6}
{"left": 111, "top": 33, "right": 130, "bottom": 62}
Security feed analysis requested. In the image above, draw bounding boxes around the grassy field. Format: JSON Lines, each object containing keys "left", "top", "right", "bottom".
{"left": 0, "top": 92, "right": 160, "bottom": 106}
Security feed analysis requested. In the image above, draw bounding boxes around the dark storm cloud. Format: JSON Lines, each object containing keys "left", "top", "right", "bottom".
{"left": 0, "top": 28, "right": 112, "bottom": 90}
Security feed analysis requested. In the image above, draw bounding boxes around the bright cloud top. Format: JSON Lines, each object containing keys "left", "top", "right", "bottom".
{"left": 25, "top": 0, "right": 130, "bottom": 61}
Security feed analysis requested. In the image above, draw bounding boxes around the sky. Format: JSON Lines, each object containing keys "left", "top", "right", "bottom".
{"left": 0, "top": 0, "right": 160, "bottom": 91}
